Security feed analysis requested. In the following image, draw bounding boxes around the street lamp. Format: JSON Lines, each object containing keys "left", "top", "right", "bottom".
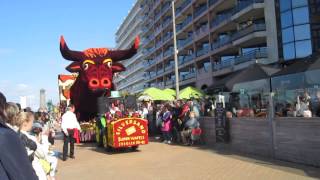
{"left": 171, "top": 0, "right": 180, "bottom": 100}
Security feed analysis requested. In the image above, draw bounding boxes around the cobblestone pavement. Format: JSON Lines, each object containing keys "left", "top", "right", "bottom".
{"left": 55, "top": 140, "right": 319, "bottom": 180}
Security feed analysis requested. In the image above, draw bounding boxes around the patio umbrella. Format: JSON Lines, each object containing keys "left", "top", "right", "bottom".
{"left": 179, "top": 86, "right": 205, "bottom": 99}
{"left": 163, "top": 88, "right": 176, "bottom": 96}
{"left": 142, "top": 87, "right": 175, "bottom": 101}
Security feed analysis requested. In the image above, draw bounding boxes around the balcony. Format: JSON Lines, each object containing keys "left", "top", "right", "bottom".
{"left": 232, "top": 23, "right": 266, "bottom": 45}
{"left": 194, "top": 4, "right": 208, "bottom": 19}
{"left": 209, "top": 0, "right": 219, "bottom": 7}
{"left": 163, "top": 33, "right": 173, "bottom": 43}
{"left": 211, "top": 23, "right": 266, "bottom": 53}
{"left": 214, "top": 48, "right": 267, "bottom": 71}
{"left": 163, "top": 48, "right": 174, "bottom": 58}
{"left": 177, "top": 36, "right": 193, "bottom": 49}
{"left": 234, "top": 0, "right": 264, "bottom": 14}
{"left": 161, "top": 2, "right": 171, "bottom": 15}
{"left": 154, "top": 54, "right": 163, "bottom": 63}
{"left": 176, "top": 15, "right": 192, "bottom": 32}
{"left": 194, "top": 24, "right": 209, "bottom": 39}
{"left": 162, "top": 17, "right": 172, "bottom": 29}
{"left": 176, "top": 0, "right": 192, "bottom": 17}
{"left": 157, "top": 68, "right": 165, "bottom": 76}
{"left": 179, "top": 54, "right": 195, "bottom": 65}
{"left": 180, "top": 72, "right": 196, "bottom": 81}
{"left": 211, "top": 35, "right": 233, "bottom": 50}
{"left": 196, "top": 45, "right": 210, "bottom": 57}
{"left": 165, "top": 63, "right": 175, "bottom": 72}
{"left": 211, "top": 11, "right": 233, "bottom": 29}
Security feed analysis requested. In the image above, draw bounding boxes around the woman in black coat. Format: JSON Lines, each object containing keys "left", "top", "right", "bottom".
{"left": 0, "top": 92, "right": 38, "bottom": 180}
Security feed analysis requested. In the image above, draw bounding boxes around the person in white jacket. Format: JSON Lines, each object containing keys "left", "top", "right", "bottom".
{"left": 61, "top": 104, "right": 81, "bottom": 161}
{"left": 17, "top": 112, "right": 48, "bottom": 180}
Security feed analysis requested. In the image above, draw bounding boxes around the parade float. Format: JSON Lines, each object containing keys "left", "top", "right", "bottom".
{"left": 59, "top": 35, "right": 148, "bottom": 151}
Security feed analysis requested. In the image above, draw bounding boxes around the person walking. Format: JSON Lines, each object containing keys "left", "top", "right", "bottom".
{"left": 61, "top": 104, "right": 81, "bottom": 161}
{"left": 0, "top": 92, "right": 38, "bottom": 180}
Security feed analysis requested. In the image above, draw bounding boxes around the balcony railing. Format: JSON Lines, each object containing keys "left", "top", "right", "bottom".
{"left": 194, "top": 4, "right": 208, "bottom": 19}
{"left": 161, "top": 2, "right": 171, "bottom": 15}
{"left": 211, "top": 23, "right": 266, "bottom": 51}
{"left": 176, "top": 15, "right": 192, "bottom": 32}
{"left": 163, "top": 33, "right": 173, "bottom": 43}
{"left": 154, "top": 54, "right": 163, "bottom": 62}
{"left": 179, "top": 54, "right": 195, "bottom": 65}
{"left": 165, "top": 63, "right": 175, "bottom": 71}
{"left": 209, "top": 0, "right": 220, "bottom": 7}
{"left": 211, "top": 36, "right": 233, "bottom": 50}
{"left": 176, "top": 0, "right": 192, "bottom": 17}
{"left": 196, "top": 46, "right": 210, "bottom": 57}
{"left": 163, "top": 48, "right": 174, "bottom": 58}
{"left": 232, "top": 23, "right": 266, "bottom": 41}
{"left": 178, "top": 36, "right": 193, "bottom": 49}
{"left": 194, "top": 24, "right": 209, "bottom": 38}
{"left": 180, "top": 72, "right": 196, "bottom": 81}
{"left": 211, "top": 11, "right": 233, "bottom": 28}
{"left": 214, "top": 48, "right": 267, "bottom": 70}
{"left": 162, "top": 17, "right": 172, "bottom": 29}
{"left": 234, "top": 0, "right": 264, "bottom": 14}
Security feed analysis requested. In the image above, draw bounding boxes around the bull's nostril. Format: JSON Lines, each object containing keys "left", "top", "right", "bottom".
{"left": 89, "top": 79, "right": 100, "bottom": 87}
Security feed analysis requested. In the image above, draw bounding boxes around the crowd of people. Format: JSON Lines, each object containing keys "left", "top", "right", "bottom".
{"left": 107, "top": 98, "right": 208, "bottom": 146}
{"left": 0, "top": 92, "right": 58, "bottom": 180}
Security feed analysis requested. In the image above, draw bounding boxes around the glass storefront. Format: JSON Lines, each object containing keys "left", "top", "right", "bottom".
{"left": 272, "top": 69, "right": 320, "bottom": 117}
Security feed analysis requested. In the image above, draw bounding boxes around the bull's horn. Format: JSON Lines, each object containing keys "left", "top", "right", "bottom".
{"left": 60, "top": 36, "right": 84, "bottom": 61}
{"left": 108, "top": 36, "right": 139, "bottom": 61}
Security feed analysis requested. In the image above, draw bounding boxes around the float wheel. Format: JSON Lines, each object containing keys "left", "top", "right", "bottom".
{"left": 130, "top": 146, "right": 139, "bottom": 151}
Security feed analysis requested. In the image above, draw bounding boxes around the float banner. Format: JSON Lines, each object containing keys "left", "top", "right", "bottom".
{"left": 107, "top": 118, "right": 148, "bottom": 148}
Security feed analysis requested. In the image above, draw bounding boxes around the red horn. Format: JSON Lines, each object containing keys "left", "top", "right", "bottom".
{"left": 60, "top": 36, "right": 84, "bottom": 61}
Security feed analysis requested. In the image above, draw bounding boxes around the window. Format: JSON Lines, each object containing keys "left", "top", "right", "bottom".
{"left": 283, "top": 43, "right": 295, "bottom": 59}
{"left": 295, "top": 40, "right": 312, "bottom": 58}
{"left": 281, "top": 11, "right": 293, "bottom": 28}
{"left": 282, "top": 27, "right": 294, "bottom": 43}
{"left": 280, "top": 0, "right": 291, "bottom": 12}
{"left": 292, "top": 7, "right": 310, "bottom": 25}
{"left": 279, "top": 0, "right": 312, "bottom": 60}
{"left": 294, "top": 24, "right": 311, "bottom": 40}
{"left": 292, "top": 0, "right": 308, "bottom": 8}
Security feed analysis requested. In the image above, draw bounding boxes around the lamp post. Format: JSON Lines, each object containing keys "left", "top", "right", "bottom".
{"left": 171, "top": 0, "right": 180, "bottom": 100}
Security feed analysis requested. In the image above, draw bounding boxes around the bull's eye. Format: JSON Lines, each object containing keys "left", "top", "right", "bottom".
{"left": 107, "top": 61, "right": 112, "bottom": 68}
{"left": 103, "top": 58, "right": 112, "bottom": 68}
{"left": 83, "top": 63, "right": 89, "bottom": 70}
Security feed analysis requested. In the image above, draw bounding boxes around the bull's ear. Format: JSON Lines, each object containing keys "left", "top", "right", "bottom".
{"left": 66, "top": 62, "right": 81, "bottom": 72}
{"left": 112, "top": 62, "right": 126, "bottom": 72}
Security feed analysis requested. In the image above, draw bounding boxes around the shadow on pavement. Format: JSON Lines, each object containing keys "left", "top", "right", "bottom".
{"left": 76, "top": 143, "right": 141, "bottom": 155}
{"left": 194, "top": 143, "right": 320, "bottom": 179}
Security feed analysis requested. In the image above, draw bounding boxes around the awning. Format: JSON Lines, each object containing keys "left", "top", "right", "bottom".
{"left": 209, "top": 63, "right": 279, "bottom": 93}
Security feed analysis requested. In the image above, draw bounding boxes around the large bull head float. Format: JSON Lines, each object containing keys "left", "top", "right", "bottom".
{"left": 59, "top": 35, "right": 139, "bottom": 118}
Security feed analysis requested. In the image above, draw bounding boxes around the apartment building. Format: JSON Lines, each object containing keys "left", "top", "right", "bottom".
{"left": 114, "top": 0, "right": 145, "bottom": 94}
{"left": 140, "top": 0, "right": 319, "bottom": 92}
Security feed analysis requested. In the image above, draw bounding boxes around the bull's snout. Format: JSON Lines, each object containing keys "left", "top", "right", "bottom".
{"left": 88, "top": 78, "right": 111, "bottom": 90}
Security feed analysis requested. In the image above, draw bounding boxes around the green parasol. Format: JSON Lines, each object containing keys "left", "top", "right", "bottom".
{"left": 163, "top": 88, "right": 176, "bottom": 96}
{"left": 141, "top": 87, "right": 175, "bottom": 101}
{"left": 179, "top": 86, "right": 205, "bottom": 99}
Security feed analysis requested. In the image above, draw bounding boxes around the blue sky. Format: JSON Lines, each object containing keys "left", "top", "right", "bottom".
{"left": 0, "top": 0, "right": 135, "bottom": 110}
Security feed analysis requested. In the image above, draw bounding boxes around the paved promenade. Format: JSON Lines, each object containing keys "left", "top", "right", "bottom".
{"left": 55, "top": 140, "right": 320, "bottom": 180}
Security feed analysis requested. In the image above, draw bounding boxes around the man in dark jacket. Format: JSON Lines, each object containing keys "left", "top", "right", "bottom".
{"left": 0, "top": 92, "right": 38, "bottom": 180}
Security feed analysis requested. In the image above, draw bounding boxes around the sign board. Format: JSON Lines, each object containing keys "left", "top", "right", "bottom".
{"left": 107, "top": 118, "right": 148, "bottom": 148}
{"left": 215, "top": 103, "right": 228, "bottom": 142}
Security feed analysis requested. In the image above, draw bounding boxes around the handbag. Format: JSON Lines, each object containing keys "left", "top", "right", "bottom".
{"left": 39, "top": 158, "right": 51, "bottom": 174}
